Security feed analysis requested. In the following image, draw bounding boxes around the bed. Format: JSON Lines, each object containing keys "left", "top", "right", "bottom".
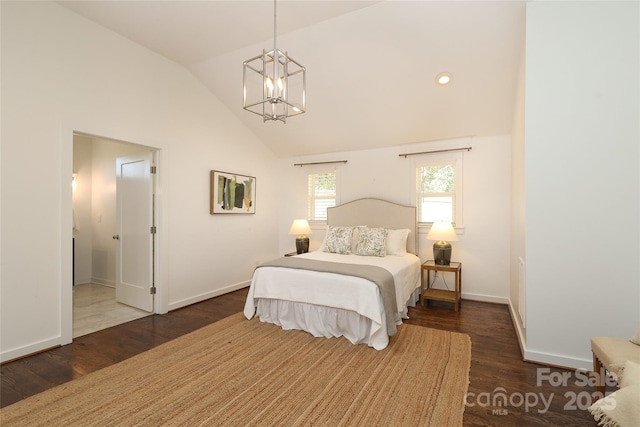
{"left": 243, "top": 198, "right": 421, "bottom": 350}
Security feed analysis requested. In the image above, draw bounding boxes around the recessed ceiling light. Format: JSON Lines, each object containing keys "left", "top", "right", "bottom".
{"left": 436, "top": 72, "right": 453, "bottom": 85}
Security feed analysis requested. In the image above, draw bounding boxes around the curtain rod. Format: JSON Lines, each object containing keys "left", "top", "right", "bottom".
{"left": 398, "top": 147, "right": 472, "bottom": 158}
{"left": 293, "top": 160, "right": 348, "bottom": 167}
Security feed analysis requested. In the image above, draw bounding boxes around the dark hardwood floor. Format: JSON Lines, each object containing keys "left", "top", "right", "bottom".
{"left": 1, "top": 289, "right": 599, "bottom": 425}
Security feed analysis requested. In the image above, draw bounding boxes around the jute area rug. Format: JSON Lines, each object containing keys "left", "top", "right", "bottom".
{"left": 1, "top": 313, "right": 471, "bottom": 426}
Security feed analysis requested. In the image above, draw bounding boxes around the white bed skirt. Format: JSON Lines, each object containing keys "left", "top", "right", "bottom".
{"left": 254, "top": 288, "right": 420, "bottom": 350}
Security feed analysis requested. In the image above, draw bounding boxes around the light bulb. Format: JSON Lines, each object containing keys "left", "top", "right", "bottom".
{"left": 265, "top": 77, "right": 274, "bottom": 97}
{"left": 436, "top": 72, "right": 453, "bottom": 85}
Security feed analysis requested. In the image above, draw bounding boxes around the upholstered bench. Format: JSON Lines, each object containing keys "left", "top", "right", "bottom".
{"left": 591, "top": 336, "right": 640, "bottom": 395}
{"left": 589, "top": 333, "right": 640, "bottom": 427}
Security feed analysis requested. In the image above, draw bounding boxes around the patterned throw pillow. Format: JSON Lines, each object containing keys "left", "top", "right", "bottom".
{"left": 355, "top": 227, "right": 387, "bottom": 257}
{"left": 324, "top": 226, "right": 354, "bottom": 254}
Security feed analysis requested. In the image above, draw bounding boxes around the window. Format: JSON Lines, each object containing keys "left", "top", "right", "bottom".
{"left": 415, "top": 156, "right": 461, "bottom": 225}
{"left": 308, "top": 170, "right": 336, "bottom": 221}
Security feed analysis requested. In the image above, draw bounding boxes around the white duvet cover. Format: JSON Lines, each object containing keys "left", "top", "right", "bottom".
{"left": 243, "top": 251, "right": 421, "bottom": 350}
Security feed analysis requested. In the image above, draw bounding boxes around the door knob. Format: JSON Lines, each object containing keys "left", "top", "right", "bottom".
{"left": 113, "top": 235, "right": 120, "bottom": 240}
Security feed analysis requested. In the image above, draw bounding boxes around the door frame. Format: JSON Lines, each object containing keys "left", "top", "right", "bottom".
{"left": 61, "top": 127, "right": 167, "bottom": 346}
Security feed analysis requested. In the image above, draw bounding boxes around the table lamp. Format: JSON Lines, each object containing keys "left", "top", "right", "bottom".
{"left": 426, "top": 221, "right": 458, "bottom": 265}
{"left": 289, "top": 219, "right": 312, "bottom": 254}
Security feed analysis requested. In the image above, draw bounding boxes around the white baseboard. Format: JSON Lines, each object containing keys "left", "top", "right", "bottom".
{"left": 507, "top": 298, "right": 592, "bottom": 371}
{"left": 1, "top": 336, "right": 62, "bottom": 364}
{"left": 523, "top": 349, "right": 593, "bottom": 371}
{"left": 508, "top": 298, "right": 527, "bottom": 357}
{"left": 91, "top": 277, "right": 116, "bottom": 288}
{"left": 167, "top": 281, "right": 250, "bottom": 312}
{"left": 461, "top": 292, "right": 509, "bottom": 305}
{"left": 74, "top": 275, "right": 92, "bottom": 286}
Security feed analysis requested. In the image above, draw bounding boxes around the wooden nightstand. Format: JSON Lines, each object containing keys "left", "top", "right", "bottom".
{"left": 420, "top": 260, "right": 462, "bottom": 311}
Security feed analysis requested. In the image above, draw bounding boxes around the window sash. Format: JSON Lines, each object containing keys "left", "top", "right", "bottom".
{"left": 418, "top": 194, "right": 455, "bottom": 223}
{"left": 308, "top": 171, "right": 336, "bottom": 221}
{"left": 415, "top": 159, "right": 458, "bottom": 226}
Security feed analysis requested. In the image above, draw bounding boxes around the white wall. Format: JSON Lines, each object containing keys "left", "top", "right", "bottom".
{"left": 525, "top": 1, "right": 639, "bottom": 369}
{"left": 1, "top": 2, "right": 280, "bottom": 361}
{"left": 278, "top": 135, "right": 512, "bottom": 303}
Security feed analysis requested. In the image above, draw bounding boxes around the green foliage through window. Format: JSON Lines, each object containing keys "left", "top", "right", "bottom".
{"left": 416, "top": 161, "right": 456, "bottom": 224}
{"left": 308, "top": 171, "right": 336, "bottom": 221}
{"left": 419, "top": 165, "right": 454, "bottom": 193}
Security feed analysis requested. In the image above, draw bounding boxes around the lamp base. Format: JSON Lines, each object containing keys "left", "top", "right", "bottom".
{"left": 295, "top": 237, "right": 310, "bottom": 254}
{"left": 433, "top": 241, "right": 452, "bottom": 265}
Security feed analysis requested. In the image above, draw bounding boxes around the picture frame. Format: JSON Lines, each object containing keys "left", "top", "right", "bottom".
{"left": 210, "top": 170, "right": 256, "bottom": 214}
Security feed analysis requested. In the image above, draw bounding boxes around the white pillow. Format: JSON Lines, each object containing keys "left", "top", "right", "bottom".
{"left": 386, "top": 229, "right": 410, "bottom": 256}
{"left": 323, "top": 226, "right": 353, "bottom": 254}
{"left": 619, "top": 360, "right": 640, "bottom": 388}
{"left": 318, "top": 225, "right": 329, "bottom": 252}
{"left": 354, "top": 227, "right": 387, "bottom": 257}
{"left": 589, "top": 384, "right": 640, "bottom": 427}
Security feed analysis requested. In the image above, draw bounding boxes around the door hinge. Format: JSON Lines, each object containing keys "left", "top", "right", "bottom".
{"left": 150, "top": 166, "right": 157, "bottom": 174}
{"left": 150, "top": 226, "right": 157, "bottom": 234}
{"left": 150, "top": 286, "right": 156, "bottom": 295}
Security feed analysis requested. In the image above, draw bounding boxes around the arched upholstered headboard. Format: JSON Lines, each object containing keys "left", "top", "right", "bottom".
{"left": 327, "top": 198, "right": 417, "bottom": 255}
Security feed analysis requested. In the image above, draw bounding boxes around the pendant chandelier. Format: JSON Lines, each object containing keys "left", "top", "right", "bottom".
{"left": 243, "top": 0, "right": 306, "bottom": 123}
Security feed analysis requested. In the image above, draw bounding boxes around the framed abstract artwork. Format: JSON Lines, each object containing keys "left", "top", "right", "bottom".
{"left": 210, "top": 170, "right": 256, "bottom": 214}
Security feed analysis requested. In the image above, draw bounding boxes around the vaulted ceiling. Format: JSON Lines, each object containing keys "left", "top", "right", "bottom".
{"left": 57, "top": 1, "right": 526, "bottom": 158}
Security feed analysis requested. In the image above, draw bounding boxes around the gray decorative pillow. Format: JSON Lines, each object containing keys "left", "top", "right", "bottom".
{"left": 355, "top": 227, "right": 387, "bottom": 257}
{"left": 324, "top": 226, "right": 354, "bottom": 254}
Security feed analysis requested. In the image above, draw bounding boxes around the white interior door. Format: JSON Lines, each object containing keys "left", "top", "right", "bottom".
{"left": 115, "top": 153, "right": 154, "bottom": 312}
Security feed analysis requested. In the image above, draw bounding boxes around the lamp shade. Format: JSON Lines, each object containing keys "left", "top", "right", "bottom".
{"left": 288, "top": 219, "right": 312, "bottom": 236}
{"left": 289, "top": 219, "right": 312, "bottom": 254}
{"left": 426, "top": 221, "right": 457, "bottom": 265}
{"left": 426, "top": 221, "right": 458, "bottom": 242}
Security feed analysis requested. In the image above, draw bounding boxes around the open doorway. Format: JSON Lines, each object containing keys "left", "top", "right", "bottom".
{"left": 72, "top": 133, "right": 155, "bottom": 338}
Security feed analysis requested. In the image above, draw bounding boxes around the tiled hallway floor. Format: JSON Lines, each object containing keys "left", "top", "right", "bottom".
{"left": 73, "top": 283, "right": 151, "bottom": 338}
